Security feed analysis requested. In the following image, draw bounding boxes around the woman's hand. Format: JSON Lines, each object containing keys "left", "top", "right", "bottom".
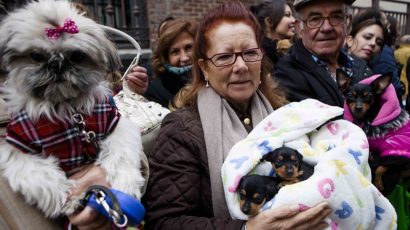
{"left": 246, "top": 202, "right": 332, "bottom": 230}
{"left": 67, "top": 165, "right": 112, "bottom": 230}
{"left": 125, "top": 66, "right": 149, "bottom": 95}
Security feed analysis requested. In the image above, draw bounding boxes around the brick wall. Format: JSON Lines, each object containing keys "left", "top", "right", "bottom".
{"left": 146, "top": 0, "right": 263, "bottom": 49}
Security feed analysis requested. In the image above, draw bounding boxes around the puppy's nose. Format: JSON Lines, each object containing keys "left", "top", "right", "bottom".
{"left": 354, "top": 107, "right": 362, "bottom": 113}
{"left": 286, "top": 166, "right": 294, "bottom": 176}
{"left": 48, "top": 53, "right": 65, "bottom": 74}
{"left": 242, "top": 202, "right": 250, "bottom": 214}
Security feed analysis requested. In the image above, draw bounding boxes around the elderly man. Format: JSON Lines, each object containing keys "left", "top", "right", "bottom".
{"left": 274, "top": 0, "right": 372, "bottom": 107}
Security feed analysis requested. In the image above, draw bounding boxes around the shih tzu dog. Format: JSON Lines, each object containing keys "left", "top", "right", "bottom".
{"left": 0, "top": 0, "right": 146, "bottom": 219}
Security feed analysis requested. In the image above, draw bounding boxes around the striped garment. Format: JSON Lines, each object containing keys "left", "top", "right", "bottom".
{"left": 5, "top": 99, "right": 120, "bottom": 173}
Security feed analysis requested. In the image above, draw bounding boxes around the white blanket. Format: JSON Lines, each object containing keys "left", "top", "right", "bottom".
{"left": 222, "top": 99, "right": 397, "bottom": 230}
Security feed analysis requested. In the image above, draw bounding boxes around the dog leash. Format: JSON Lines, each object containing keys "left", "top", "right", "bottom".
{"left": 80, "top": 185, "right": 128, "bottom": 228}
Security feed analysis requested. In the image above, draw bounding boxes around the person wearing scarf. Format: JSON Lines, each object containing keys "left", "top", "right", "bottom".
{"left": 142, "top": 2, "right": 332, "bottom": 230}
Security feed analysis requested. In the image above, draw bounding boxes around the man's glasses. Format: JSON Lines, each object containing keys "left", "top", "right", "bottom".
{"left": 302, "top": 14, "right": 347, "bottom": 29}
{"left": 204, "top": 48, "right": 263, "bottom": 67}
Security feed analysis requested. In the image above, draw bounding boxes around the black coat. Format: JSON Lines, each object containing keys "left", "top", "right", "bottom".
{"left": 144, "top": 68, "right": 191, "bottom": 108}
{"left": 274, "top": 40, "right": 372, "bottom": 107}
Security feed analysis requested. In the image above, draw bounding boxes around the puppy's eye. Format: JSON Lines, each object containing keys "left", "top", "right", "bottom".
{"left": 274, "top": 160, "right": 283, "bottom": 167}
{"left": 70, "top": 51, "right": 86, "bottom": 63}
{"left": 239, "top": 193, "right": 245, "bottom": 200}
{"left": 30, "top": 52, "right": 47, "bottom": 62}
{"left": 254, "top": 196, "right": 264, "bottom": 204}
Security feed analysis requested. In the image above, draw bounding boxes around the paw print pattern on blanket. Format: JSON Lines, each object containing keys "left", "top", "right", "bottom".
{"left": 222, "top": 99, "right": 397, "bottom": 229}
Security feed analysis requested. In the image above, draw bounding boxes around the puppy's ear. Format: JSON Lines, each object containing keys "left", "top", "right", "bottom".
{"left": 295, "top": 150, "right": 303, "bottom": 162}
{"left": 236, "top": 176, "right": 246, "bottom": 191}
{"left": 261, "top": 151, "right": 274, "bottom": 162}
{"left": 336, "top": 68, "right": 351, "bottom": 95}
{"left": 372, "top": 73, "right": 392, "bottom": 95}
{"left": 266, "top": 180, "right": 279, "bottom": 200}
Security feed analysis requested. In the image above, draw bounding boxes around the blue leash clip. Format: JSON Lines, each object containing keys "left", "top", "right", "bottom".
{"left": 83, "top": 185, "right": 145, "bottom": 227}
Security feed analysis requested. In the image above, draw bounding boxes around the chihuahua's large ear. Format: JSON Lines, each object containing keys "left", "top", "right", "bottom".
{"left": 372, "top": 73, "right": 392, "bottom": 95}
{"left": 266, "top": 181, "right": 279, "bottom": 199}
{"left": 336, "top": 68, "right": 351, "bottom": 95}
{"left": 295, "top": 150, "right": 303, "bottom": 162}
{"left": 261, "top": 151, "right": 274, "bottom": 162}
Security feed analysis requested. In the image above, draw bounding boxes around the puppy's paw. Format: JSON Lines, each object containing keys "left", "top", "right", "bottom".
{"left": 62, "top": 193, "right": 86, "bottom": 215}
{"left": 374, "top": 178, "right": 384, "bottom": 192}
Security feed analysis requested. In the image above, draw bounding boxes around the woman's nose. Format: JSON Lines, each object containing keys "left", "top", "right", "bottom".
{"left": 232, "top": 55, "right": 248, "bottom": 71}
{"left": 180, "top": 50, "right": 191, "bottom": 64}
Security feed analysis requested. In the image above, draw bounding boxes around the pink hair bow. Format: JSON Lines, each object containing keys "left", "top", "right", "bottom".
{"left": 44, "top": 18, "right": 79, "bottom": 40}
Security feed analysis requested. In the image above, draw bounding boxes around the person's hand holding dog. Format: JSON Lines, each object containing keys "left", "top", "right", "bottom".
{"left": 245, "top": 201, "right": 331, "bottom": 230}
{"left": 125, "top": 66, "right": 149, "bottom": 95}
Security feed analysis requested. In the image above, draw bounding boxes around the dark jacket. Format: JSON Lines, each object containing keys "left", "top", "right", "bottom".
{"left": 144, "top": 69, "right": 191, "bottom": 108}
{"left": 369, "top": 45, "right": 404, "bottom": 102}
{"left": 274, "top": 40, "right": 372, "bottom": 107}
{"left": 262, "top": 36, "right": 279, "bottom": 65}
{"left": 142, "top": 105, "right": 243, "bottom": 230}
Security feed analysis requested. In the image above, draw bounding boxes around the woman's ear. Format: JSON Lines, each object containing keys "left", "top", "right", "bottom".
{"left": 198, "top": 59, "right": 209, "bottom": 78}
{"left": 264, "top": 17, "right": 273, "bottom": 28}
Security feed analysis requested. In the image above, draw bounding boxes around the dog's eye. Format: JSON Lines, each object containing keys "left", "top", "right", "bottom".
{"left": 70, "top": 51, "right": 86, "bottom": 63}
{"left": 254, "top": 196, "right": 264, "bottom": 204}
{"left": 274, "top": 160, "right": 283, "bottom": 167}
{"left": 239, "top": 193, "right": 245, "bottom": 200}
{"left": 364, "top": 93, "right": 373, "bottom": 100}
{"left": 30, "top": 52, "right": 47, "bottom": 62}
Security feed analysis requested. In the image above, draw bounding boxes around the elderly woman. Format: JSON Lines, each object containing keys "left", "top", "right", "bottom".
{"left": 143, "top": 2, "right": 331, "bottom": 230}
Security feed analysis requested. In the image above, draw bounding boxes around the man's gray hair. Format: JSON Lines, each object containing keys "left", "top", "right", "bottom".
{"left": 294, "top": 3, "right": 352, "bottom": 19}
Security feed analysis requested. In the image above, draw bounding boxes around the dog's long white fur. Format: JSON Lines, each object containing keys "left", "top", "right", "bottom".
{"left": 97, "top": 117, "right": 145, "bottom": 200}
{"left": 0, "top": 0, "right": 146, "bottom": 219}
{"left": 0, "top": 117, "right": 145, "bottom": 218}
{"left": 0, "top": 144, "right": 74, "bottom": 217}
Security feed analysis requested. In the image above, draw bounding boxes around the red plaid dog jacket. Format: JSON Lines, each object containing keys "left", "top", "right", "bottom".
{"left": 5, "top": 98, "right": 120, "bottom": 173}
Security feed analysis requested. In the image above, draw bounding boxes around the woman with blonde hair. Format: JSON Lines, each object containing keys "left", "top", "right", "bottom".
{"left": 125, "top": 18, "right": 198, "bottom": 108}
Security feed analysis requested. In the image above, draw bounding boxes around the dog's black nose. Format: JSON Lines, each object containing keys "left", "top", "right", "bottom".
{"left": 242, "top": 202, "right": 250, "bottom": 214}
{"left": 48, "top": 53, "right": 65, "bottom": 74}
{"left": 354, "top": 107, "right": 363, "bottom": 113}
{"left": 286, "top": 166, "right": 294, "bottom": 175}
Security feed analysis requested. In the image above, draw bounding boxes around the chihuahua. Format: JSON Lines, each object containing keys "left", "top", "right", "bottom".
{"left": 336, "top": 70, "right": 406, "bottom": 193}
{"left": 262, "top": 147, "right": 312, "bottom": 188}
{"left": 236, "top": 174, "right": 279, "bottom": 216}
{"left": 336, "top": 69, "right": 392, "bottom": 125}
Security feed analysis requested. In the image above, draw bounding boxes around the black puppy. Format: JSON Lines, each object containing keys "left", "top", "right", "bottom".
{"left": 262, "top": 147, "right": 313, "bottom": 188}
{"left": 336, "top": 69, "right": 392, "bottom": 124}
{"left": 236, "top": 175, "right": 278, "bottom": 216}
{"left": 336, "top": 70, "right": 403, "bottom": 193}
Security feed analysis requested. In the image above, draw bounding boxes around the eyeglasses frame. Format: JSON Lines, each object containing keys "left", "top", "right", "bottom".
{"left": 203, "top": 47, "right": 264, "bottom": 67}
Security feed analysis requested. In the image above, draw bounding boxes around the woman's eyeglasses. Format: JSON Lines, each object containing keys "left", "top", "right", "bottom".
{"left": 204, "top": 48, "right": 263, "bottom": 67}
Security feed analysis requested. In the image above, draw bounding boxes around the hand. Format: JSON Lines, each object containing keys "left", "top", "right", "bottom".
{"left": 67, "top": 165, "right": 112, "bottom": 230}
{"left": 125, "top": 66, "right": 149, "bottom": 95}
{"left": 246, "top": 202, "right": 332, "bottom": 230}
{"left": 68, "top": 165, "right": 111, "bottom": 198}
{"left": 68, "top": 206, "right": 112, "bottom": 230}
